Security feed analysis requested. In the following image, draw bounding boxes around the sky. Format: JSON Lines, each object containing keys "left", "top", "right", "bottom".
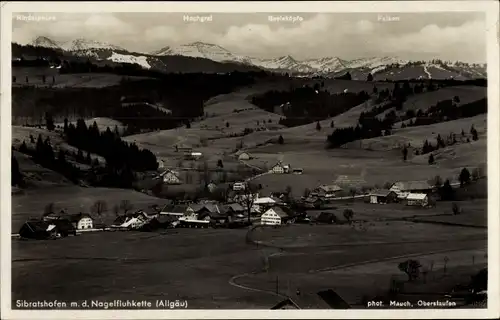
{"left": 12, "top": 12, "right": 487, "bottom": 63}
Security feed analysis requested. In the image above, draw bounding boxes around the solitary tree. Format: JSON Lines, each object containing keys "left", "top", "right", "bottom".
{"left": 45, "top": 112, "right": 55, "bottom": 131}
{"left": 330, "top": 120, "right": 334, "bottom": 128}
{"left": 278, "top": 135, "right": 284, "bottom": 145}
{"left": 471, "top": 125, "right": 479, "bottom": 141}
{"left": 12, "top": 156, "right": 23, "bottom": 186}
{"left": 433, "top": 175, "right": 443, "bottom": 188}
{"left": 43, "top": 202, "right": 56, "bottom": 218}
{"left": 452, "top": 202, "right": 461, "bottom": 215}
{"left": 239, "top": 182, "right": 258, "bottom": 224}
{"left": 440, "top": 179, "right": 455, "bottom": 201}
{"left": 119, "top": 200, "right": 134, "bottom": 214}
{"left": 91, "top": 200, "right": 108, "bottom": 226}
{"left": 367, "top": 73, "right": 373, "bottom": 81}
{"left": 316, "top": 121, "right": 321, "bottom": 131}
{"left": 428, "top": 153, "right": 435, "bottom": 165}
{"left": 226, "top": 121, "right": 230, "bottom": 128}
{"left": 217, "top": 159, "right": 224, "bottom": 168}
{"left": 459, "top": 168, "right": 471, "bottom": 186}
{"left": 398, "top": 259, "right": 422, "bottom": 281}
{"left": 343, "top": 209, "right": 354, "bottom": 223}
{"left": 402, "top": 146, "right": 408, "bottom": 161}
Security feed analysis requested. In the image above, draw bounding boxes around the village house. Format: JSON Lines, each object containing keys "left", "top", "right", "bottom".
{"left": 368, "top": 190, "right": 398, "bottom": 204}
{"left": 237, "top": 152, "right": 252, "bottom": 161}
{"left": 260, "top": 207, "right": 290, "bottom": 226}
{"left": 184, "top": 151, "right": 203, "bottom": 160}
{"left": 302, "top": 197, "right": 324, "bottom": 209}
{"left": 65, "top": 213, "right": 94, "bottom": 230}
{"left": 112, "top": 211, "right": 151, "bottom": 230}
{"left": 160, "top": 204, "right": 190, "bottom": 217}
{"left": 158, "top": 169, "right": 181, "bottom": 185}
{"left": 311, "top": 185, "right": 343, "bottom": 198}
{"left": 232, "top": 182, "right": 246, "bottom": 191}
{"left": 19, "top": 220, "right": 60, "bottom": 240}
{"left": 271, "top": 161, "right": 290, "bottom": 174}
{"left": 390, "top": 181, "right": 434, "bottom": 199}
{"left": 405, "top": 193, "right": 430, "bottom": 207}
{"left": 253, "top": 196, "right": 281, "bottom": 213}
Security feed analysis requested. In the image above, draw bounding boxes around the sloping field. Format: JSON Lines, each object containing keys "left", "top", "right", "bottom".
{"left": 12, "top": 69, "right": 150, "bottom": 88}
{"left": 12, "top": 126, "right": 106, "bottom": 164}
{"left": 12, "top": 150, "right": 72, "bottom": 188}
{"left": 55, "top": 117, "right": 126, "bottom": 133}
{"left": 400, "top": 86, "right": 486, "bottom": 115}
{"left": 343, "top": 114, "right": 487, "bottom": 151}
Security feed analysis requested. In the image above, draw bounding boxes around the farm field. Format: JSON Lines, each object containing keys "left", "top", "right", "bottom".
{"left": 246, "top": 146, "right": 483, "bottom": 196}
{"left": 12, "top": 68, "right": 150, "bottom": 88}
{"left": 307, "top": 198, "right": 487, "bottom": 223}
{"left": 12, "top": 220, "right": 486, "bottom": 309}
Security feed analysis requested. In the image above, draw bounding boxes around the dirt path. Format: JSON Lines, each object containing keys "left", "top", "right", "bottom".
{"left": 228, "top": 247, "right": 485, "bottom": 299}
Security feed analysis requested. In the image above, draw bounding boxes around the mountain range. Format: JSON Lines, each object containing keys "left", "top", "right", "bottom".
{"left": 19, "top": 36, "right": 488, "bottom": 80}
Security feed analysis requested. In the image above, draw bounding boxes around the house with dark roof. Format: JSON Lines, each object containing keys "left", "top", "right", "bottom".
{"left": 368, "top": 189, "right": 398, "bottom": 204}
{"left": 160, "top": 204, "right": 190, "bottom": 216}
{"left": 19, "top": 220, "right": 61, "bottom": 240}
{"left": 311, "top": 184, "right": 343, "bottom": 198}
{"left": 390, "top": 181, "right": 434, "bottom": 198}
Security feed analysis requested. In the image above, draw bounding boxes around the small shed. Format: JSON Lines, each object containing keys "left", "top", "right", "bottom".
{"left": 292, "top": 168, "right": 304, "bottom": 175}
{"left": 368, "top": 189, "right": 398, "bottom": 204}
{"left": 237, "top": 152, "right": 252, "bottom": 161}
{"left": 406, "top": 193, "right": 429, "bottom": 207}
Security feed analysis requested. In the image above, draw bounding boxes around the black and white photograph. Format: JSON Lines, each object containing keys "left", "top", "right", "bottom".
{"left": 2, "top": 1, "right": 499, "bottom": 318}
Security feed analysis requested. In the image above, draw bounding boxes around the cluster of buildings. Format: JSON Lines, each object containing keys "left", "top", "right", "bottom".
{"left": 367, "top": 181, "right": 436, "bottom": 207}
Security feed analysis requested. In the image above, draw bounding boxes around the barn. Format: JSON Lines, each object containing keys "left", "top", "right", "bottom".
{"left": 368, "top": 190, "right": 398, "bottom": 204}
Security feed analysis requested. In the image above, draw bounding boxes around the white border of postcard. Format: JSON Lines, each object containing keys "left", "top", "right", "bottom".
{"left": 1, "top": 1, "right": 499, "bottom": 319}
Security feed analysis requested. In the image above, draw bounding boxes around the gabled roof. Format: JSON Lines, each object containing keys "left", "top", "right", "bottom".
{"left": 254, "top": 197, "right": 277, "bottom": 205}
{"left": 391, "top": 181, "right": 433, "bottom": 191}
{"left": 264, "top": 207, "right": 288, "bottom": 218}
{"left": 369, "top": 189, "right": 395, "bottom": 197}
{"left": 406, "top": 193, "right": 428, "bottom": 200}
{"left": 316, "top": 185, "right": 342, "bottom": 192}
{"left": 161, "top": 204, "right": 189, "bottom": 213}
{"left": 224, "top": 203, "right": 245, "bottom": 212}
{"left": 22, "top": 220, "right": 51, "bottom": 233}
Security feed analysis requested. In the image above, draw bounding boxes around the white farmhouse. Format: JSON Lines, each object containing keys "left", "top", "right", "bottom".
{"left": 406, "top": 193, "right": 429, "bottom": 207}
{"left": 261, "top": 207, "right": 289, "bottom": 226}
{"left": 68, "top": 213, "right": 94, "bottom": 230}
{"left": 159, "top": 169, "right": 181, "bottom": 185}
{"left": 271, "top": 161, "right": 290, "bottom": 174}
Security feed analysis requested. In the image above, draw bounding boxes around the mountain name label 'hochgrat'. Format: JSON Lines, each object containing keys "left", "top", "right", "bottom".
{"left": 183, "top": 15, "right": 213, "bottom": 23}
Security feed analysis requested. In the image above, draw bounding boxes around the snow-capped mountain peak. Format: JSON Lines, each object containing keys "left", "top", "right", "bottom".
{"left": 30, "top": 36, "right": 61, "bottom": 49}
{"left": 62, "top": 38, "right": 125, "bottom": 52}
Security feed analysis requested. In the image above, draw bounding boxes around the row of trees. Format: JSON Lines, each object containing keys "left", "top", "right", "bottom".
{"left": 418, "top": 125, "right": 479, "bottom": 157}
{"left": 252, "top": 85, "right": 370, "bottom": 127}
{"left": 404, "top": 98, "right": 487, "bottom": 128}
